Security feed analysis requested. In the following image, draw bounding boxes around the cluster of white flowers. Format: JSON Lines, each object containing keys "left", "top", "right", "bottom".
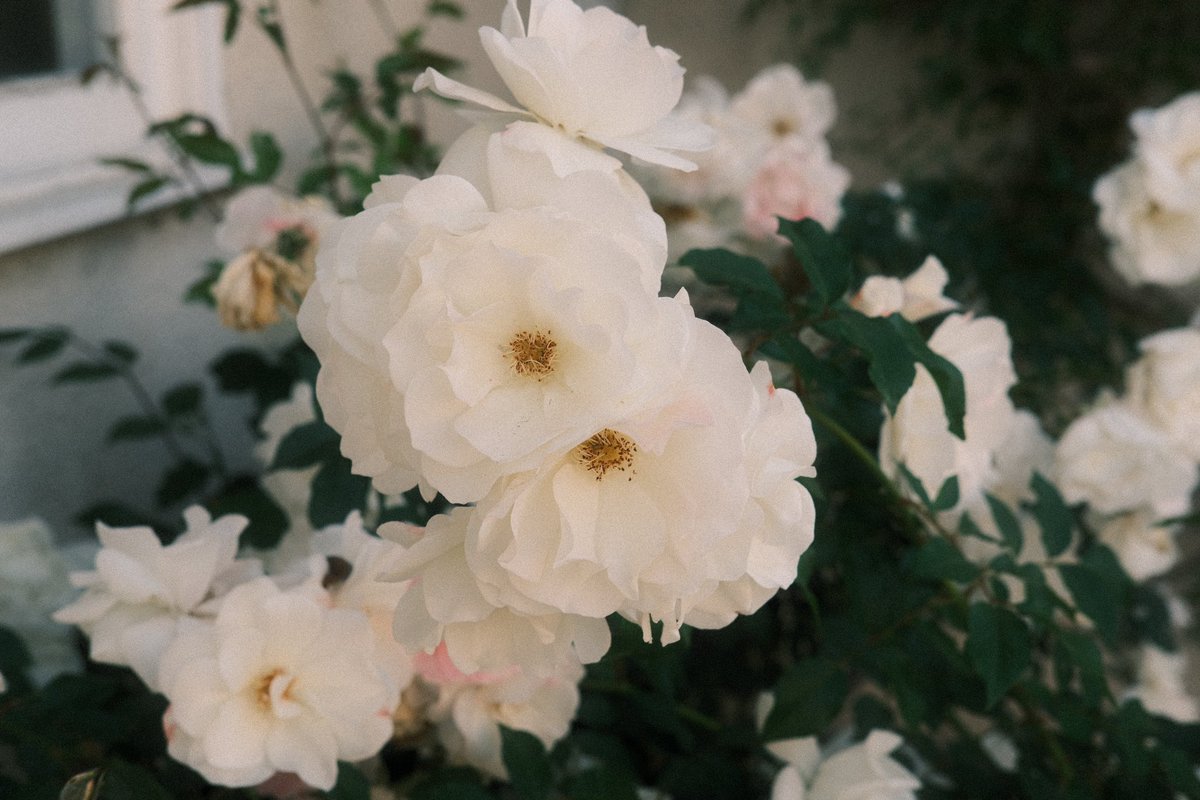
{"left": 1094, "top": 92, "right": 1200, "bottom": 291}
{"left": 1055, "top": 325, "right": 1200, "bottom": 582}
{"left": 211, "top": 186, "right": 339, "bottom": 331}
{"left": 631, "top": 64, "right": 850, "bottom": 264}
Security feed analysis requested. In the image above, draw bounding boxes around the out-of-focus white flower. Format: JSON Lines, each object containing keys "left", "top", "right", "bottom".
{"left": 851, "top": 256, "right": 958, "bottom": 322}
{"left": 1130, "top": 92, "right": 1200, "bottom": 214}
{"left": 1095, "top": 509, "right": 1179, "bottom": 582}
{"left": 54, "top": 507, "right": 259, "bottom": 689}
{"left": 300, "top": 173, "right": 689, "bottom": 504}
{"left": 217, "top": 186, "right": 339, "bottom": 267}
{"left": 766, "top": 727, "right": 921, "bottom": 800}
{"left": 382, "top": 509, "right": 611, "bottom": 678}
{"left": 726, "top": 64, "right": 837, "bottom": 155}
{"left": 414, "top": 0, "right": 712, "bottom": 171}
{"left": 466, "top": 315, "right": 815, "bottom": 645}
{"left": 255, "top": 383, "right": 319, "bottom": 560}
{"left": 1125, "top": 646, "right": 1200, "bottom": 723}
{"left": 740, "top": 139, "right": 849, "bottom": 239}
{"left": 415, "top": 641, "right": 582, "bottom": 779}
{"left": 1093, "top": 161, "right": 1200, "bottom": 287}
{"left": 0, "top": 518, "right": 84, "bottom": 685}
{"left": 1125, "top": 326, "right": 1200, "bottom": 460}
{"left": 1055, "top": 399, "right": 1197, "bottom": 518}
{"left": 212, "top": 249, "right": 313, "bottom": 332}
{"left": 879, "top": 314, "right": 1017, "bottom": 514}
{"left": 159, "top": 578, "right": 398, "bottom": 790}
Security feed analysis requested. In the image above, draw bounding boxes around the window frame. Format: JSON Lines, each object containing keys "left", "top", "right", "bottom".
{"left": 0, "top": 0, "right": 228, "bottom": 254}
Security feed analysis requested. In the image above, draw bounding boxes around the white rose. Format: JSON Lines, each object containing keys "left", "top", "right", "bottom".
{"left": 301, "top": 174, "right": 690, "bottom": 504}
{"left": 54, "top": 507, "right": 260, "bottom": 689}
{"left": 741, "top": 138, "right": 850, "bottom": 239}
{"left": 414, "top": 642, "right": 583, "bottom": 780}
{"left": 1093, "top": 161, "right": 1200, "bottom": 287}
{"left": 880, "top": 314, "right": 1017, "bottom": 514}
{"left": 1125, "top": 326, "right": 1200, "bottom": 460}
{"left": 159, "top": 578, "right": 398, "bottom": 790}
{"left": 851, "top": 256, "right": 958, "bottom": 323}
{"left": 0, "top": 517, "right": 83, "bottom": 685}
{"left": 1094, "top": 509, "right": 1179, "bottom": 582}
{"left": 727, "top": 64, "right": 837, "bottom": 157}
{"left": 414, "top": 0, "right": 712, "bottom": 171}
{"left": 381, "top": 508, "right": 611, "bottom": 679}
{"left": 216, "top": 186, "right": 339, "bottom": 266}
{"left": 768, "top": 729, "right": 921, "bottom": 800}
{"left": 1055, "top": 399, "right": 1197, "bottom": 518}
{"left": 255, "top": 382, "right": 318, "bottom": 558}
{"left": 1130, "top": 92, "right": 1200, "bottom": 214}
{"left": 1124, "top": 646, "right": 1200, "bottom": 724}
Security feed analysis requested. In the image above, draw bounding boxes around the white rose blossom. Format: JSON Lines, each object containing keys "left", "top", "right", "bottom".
{"left": 879, "top": 313, "right": 1018, "bottom": 514}
{"left": 1054, "top": 398, "right": 1197, "bottom": 519}
{"left": 1094, "top": 508, "right": 1179, "bottom": 582}
{"left": 763, "top": 720, "right": 921, "bottom": 800}
{"left": 851, "top": 256, "right": 958, "bottom": 323}
{"left": 741, "top": 138, "right": 850, "bottom": 239}
{"left": 159, "top": 577, "right": 398, "bottom": 790}
{"left": 1124, "top": 646, "right": 1200, "bottom": 724}
{"left": 413, "top": 0, "right": 712, "bottom": 171}
{"left": 299, "top": 174, "right": 692, "bottom": 504}
{"left": 726, "top": 64, "right": 837, "bottom": 156}
{"left": 413, "top": 641, "right": 582, "bottom": 779}
{"left": 1124, "top": 326, "right": 1200, "bottom": 461}
{"left": 1129, "top": 92, "right": 1200, "bottom": 214}
{"left": 216, "top": 186, "right": 339, "bottom": 269}
{"left": 54, "top": 507, "right": 261, "bottom": 689}
{"left": 464, "top": 314, "right": 816, "bottom": 644}
{"left": 382, "top": 508, "right": 611, "bottom": 679}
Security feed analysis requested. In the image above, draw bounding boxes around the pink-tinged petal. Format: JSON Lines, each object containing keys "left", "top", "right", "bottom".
{"left": 413, "top": 68, "right": 526, "bottom": 116}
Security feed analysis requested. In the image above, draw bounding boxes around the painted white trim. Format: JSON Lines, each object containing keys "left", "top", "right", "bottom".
{"left": 0, "top": 0, "right": 228, "bottom": 254}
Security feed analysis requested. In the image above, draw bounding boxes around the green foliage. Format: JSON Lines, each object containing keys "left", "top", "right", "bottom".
{"left": 966, "top": 602, "right": 1033, "bottom": 708}
{"left": 500, "top": 728, "right": 553, "bottom": 800}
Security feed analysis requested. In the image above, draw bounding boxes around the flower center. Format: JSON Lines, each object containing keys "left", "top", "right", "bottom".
{"left": 505, "top": 329, "right": 557, "bottom": 379}
{"left": 573, "top": 429, "right": 637, "bottom": 481}
{"left": 255, "top": 668, "right": 301, "bottom": 719}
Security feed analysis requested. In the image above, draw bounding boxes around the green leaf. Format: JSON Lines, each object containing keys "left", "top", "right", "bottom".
{"left": 52, "top": 361, "right": 120, "bottom": 383}
{"left": 0, "top": 327, "right": 31, "bottom": 344}
{"left": 99, "top": 157, "right": 152, "bottom": 173}
{"left": 762, "top": 658, "right": 849, "bottom": 740}
{"left": 174, "top": 133, "right": 242, "bottom": 173}
{"left": 256, "top": 5, "right": 286, "bottom": 51}
{"left": 931, "top": 475, "right": 960, "bottom": 512}
{"left": 59, "top": 768, "right": 105, "bottom": 800}
{"left": 309, "top": 456, "right": 370, "bottom": 527}
{"left": 155, "top": 460, "right": 209, "bottom": 506}
{"left": 206, "top": 477, "right": 289, "bottom": 549}
{"left": 780, "top": 217, "right": 852, "bottom": 308}
{"left": 966, "top": 602, "right": 1032, "bottom": 708}
{"left": 102, "top": 341, "right": 138, "bottom": 364}
{"left": 1026, "top": 472, "right": 1073, "bottom": 557}
{"left": 887, "top": 315, "right": 966, "bottom": 438}
{"left": 271, "top": 421, "right": 339, "bottom": 470}
{"left": 325, "top": 763, "right": 370, "bottom": 800}
{"left": 107, "top": 415, "right": 168, "bottom": 442}
{"left": 17, "top": 329, "right": 68, "bottom": 363}
{"left": 679, "top": 248, "right": 788, "bottom": 331}
{"left": 985, "top": 493, "right": 1024, "bottom": 554}
{"left": 94, "top": 760, "right": 171, "bottom": 800}
{"left": 127, "top": 176, "right": 172, "bottom": 209}
{"left": 185, "top": 260, "right": 224, "bottom": 307}
{"left": 162, "top": 383, "right": 203, "bottom": 417}
{"left": 908, "top": 537, "right": 979, "bottom": 583}
{"left": 1059, "top": 545, "right": 1128, "bottom": 644}
{"left": 501, "top": 727, "right": 553, "bottom": 800}
{"left": 1016, "top": 563, "right": 1059, "bottom": 624}
{"left": 427, "top": 0, "right": 464, "bottom": 18}
{"left": 822, "top": 310, "right": 915, "bottom": 413}
{"left": 245, "top": 131, "right": 283, "bottom": 183}
{"left": 74, "top": 503, "right": 161, "bottom": 530}
{"left": 565, "top": 769, "right": 639, "bottom": 800}
{"left": 894, "top": 462, "right": 932, "bottom": 506}
{"left": 1054, "top": 630, "right": 1108, "bottom": 706}
{"left": 0, "top": 626, "right": 32, "bottom": 693}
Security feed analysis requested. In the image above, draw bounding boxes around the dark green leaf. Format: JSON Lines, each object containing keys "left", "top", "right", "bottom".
{"left": 74, "top": 503, "right": 161, "bottom": 530}
{"left": 173, "top": 0, "right": 241, "bottom": 41}
{"left": 887, "top": 315, "right": 966, "bottom": 438}
{"left": 0, "top": 626, "right": 32, "bottom": 693}
{"left": 107, "top": 415, "right": 168, "bottom": 442}
{"left": 931, "top": 475, "right": 960, "bottom": 512}
{"left": 155, "top": 460, "right": 209, "bottom": 506}
{"left": 679, "top": 248, "right": 788, "bottom": 331}
{"left": 174, "top": 133, "right": 241, "bottom": 173}
{"left": 245, "top": 131, "right": 283, "bottom": 183}
{"left": 52, "top": 361, "right": 120, "bottom": 383}
{"left": 780, "top": 217, "right": 852, "bottom": 308}
{"left": 1016, "top": 563, "right": 1059, "bottom": 624}
{"left": 206, "top": 477, "right": 289, "bottom": 549}
{"left": 408, "top": 768, "right": 491, "bottom": 800}
{"left": 1054, "top": 630, "right": 1108, "bottom": 706}
{"left": 1060, "top": 545, "right": 1128, "bottom": 644}
{"left": 309, "top": 456, "right": 370, "bottom": 527}
{"left": 127, "top": 176, "right": 171, "bottom": 209}
{"left": 565, "top": 769, "right": 639, "bottom": 800}
{"left": 325, "top": 763, "right": 370, "bottom": 800}
{"left": 185, "top": 260, "right": 224, "bottom": 307}
{"left": 894, "top": 462, "right": 931, "bottom": 507}
{"left": 1026, "top": 472, "right": 1073, "bottom": 557}
{"left": 966, "top": 602, "right": 1032, "bottom": 708}
{"left": 762, "top": 658, "right": 848, "bottom": 740}
{"left": 823, "top": 310, "right": 915, "bottom": 413}
{"left": 271, "top": 421, "right": 338, "bottom": 470}
{"left": 102, "top": 341, "right": 138, "bottom": 364}
{"left": 95, "top": 760, "right": 171, "bottom": 800}
{"left": 985, "top": 493, "right": 1024, "bottom": 554}
{"left": 256, "top": 5, "right": 286, "bottom": 51}
{"left": 0, "top": 327, "right": 31, "bottom": 344}
{"left": 17, "top": 329, "right": 68, "bottom": 363}
{"left": 99, "top": 157, "right": 151, "bottom": 173}
{"left": 162, "top": 383, "right": 203, "bottom": 417}
{"left": 501, "top": 727, "right": 553, "bottom": 800}
{"left": 908, "top": 537, "right": 978, "bottom": 583}
{"left": 427, "top": 0, "right": 464, "bottom": 18}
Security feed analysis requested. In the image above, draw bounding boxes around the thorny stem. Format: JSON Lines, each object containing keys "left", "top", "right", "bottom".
{"left": 261, "top": 0, "right": 345, "bottom": 208}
